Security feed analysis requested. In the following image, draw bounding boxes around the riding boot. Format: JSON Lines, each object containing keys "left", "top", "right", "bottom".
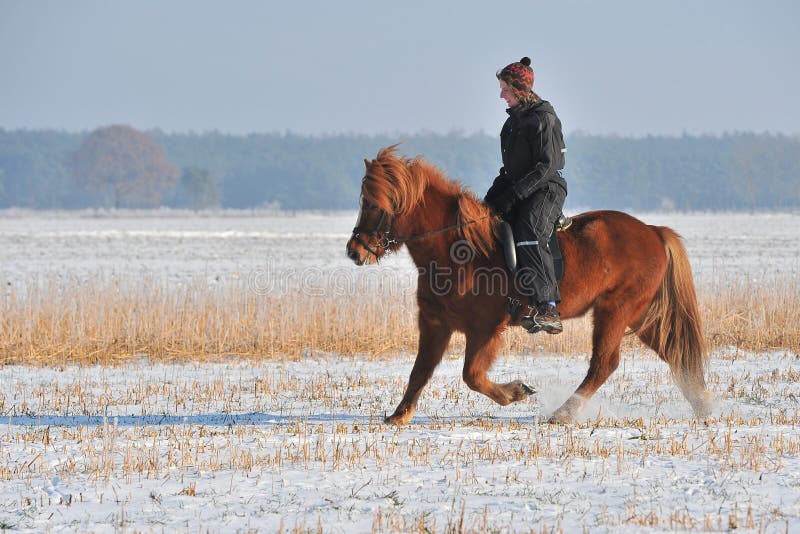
{"left": 521, "top": 303, "right": 563, "bottom": 335}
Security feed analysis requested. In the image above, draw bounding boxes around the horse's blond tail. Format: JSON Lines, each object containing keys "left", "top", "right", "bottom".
{"left": 635, "top": 227, "right": 710, "bottom": 415}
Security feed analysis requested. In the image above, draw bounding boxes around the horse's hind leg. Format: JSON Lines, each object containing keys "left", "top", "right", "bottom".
{"left": 635, "top": 328, "right": 712, "bottom": 417}
{"left": 462, "top": 328, "right": 536, "bottom": 406}
{"left": 550, "top": 302, "right": 632, "bottom": 423}
{"left": 385, "top": 313, "right": 453, "bottom": 426}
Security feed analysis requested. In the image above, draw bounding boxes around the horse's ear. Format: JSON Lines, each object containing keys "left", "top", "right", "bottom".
{"left": 364, "top": 158, "right": 370, "bottom": 170}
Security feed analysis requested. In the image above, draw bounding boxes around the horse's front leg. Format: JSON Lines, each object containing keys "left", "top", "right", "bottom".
{"left": 462, "top": 329, "right": 536, "bottom": 406}
{"left": 385, "top": 313, "right": 453, "bottom": 426}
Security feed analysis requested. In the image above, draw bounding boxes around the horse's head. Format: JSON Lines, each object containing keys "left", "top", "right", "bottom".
{"left": 346, "top": 194, "right": 396, "bottom": 265}
{"left": 346, "top": 146, "right": 422, "bottom": 265}
{"left": 346, "top": 145, "right": 497, "bottom": 266}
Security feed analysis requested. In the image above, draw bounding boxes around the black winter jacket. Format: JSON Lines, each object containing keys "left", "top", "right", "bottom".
{"left": 485, "top": 100, "right": 567, "bottom": 211}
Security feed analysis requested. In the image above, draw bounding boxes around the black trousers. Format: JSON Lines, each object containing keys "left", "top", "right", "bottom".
{"left": 508, "top": 182, "right": 567, "bottom": 305}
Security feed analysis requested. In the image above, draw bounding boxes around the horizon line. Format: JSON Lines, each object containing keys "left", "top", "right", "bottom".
{"left": 2, "top": 125, "right": 798, "bottom": 140}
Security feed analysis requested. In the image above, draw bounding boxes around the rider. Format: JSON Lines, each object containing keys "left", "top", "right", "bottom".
{"left": 484, "top": 57, "right": 568, "bottom": 335}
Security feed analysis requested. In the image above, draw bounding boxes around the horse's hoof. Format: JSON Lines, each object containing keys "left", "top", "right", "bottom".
{"left": 384, "top": 411, "right": 412, "bottom": 426}
{"left": 548, "top": 403, "right": 578, "bottom": 424}
{"left": 547, "top": 411, "right": 573, "bottom": 425}
{"left": 548, "top": 395, "right": 584, "bottom": 424}
{"left": 507, "top": 380, "right": 536, "bottom": 402}
{"left": 689, "top": 390, "right": 714, "bottom": 419}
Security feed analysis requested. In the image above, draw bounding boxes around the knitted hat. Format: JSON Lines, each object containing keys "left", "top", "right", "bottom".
{"left": 497, "top": 57, "right": 534, "bottom": 101}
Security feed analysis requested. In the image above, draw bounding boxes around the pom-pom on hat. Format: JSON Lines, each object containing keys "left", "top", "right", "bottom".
{"left": 497, "top": 57, "right": 534, "bottom": 100}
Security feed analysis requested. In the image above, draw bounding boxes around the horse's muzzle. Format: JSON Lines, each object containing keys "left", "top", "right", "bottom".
{"left": 346, "top": 237, "right": 367, "bottom": 265}
{"left": 347, "top": 249, "right": 363, "bottom": 265}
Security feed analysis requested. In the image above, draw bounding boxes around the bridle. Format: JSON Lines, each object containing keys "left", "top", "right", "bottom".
{"left": 351, "top": 204, "right": 395, "bottom": 257}
{"left": 350, "top": 203, "right": 496, "bottom": 258}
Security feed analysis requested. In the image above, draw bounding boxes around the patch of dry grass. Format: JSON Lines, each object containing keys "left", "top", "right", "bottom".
{"left": 1, "top": 354, "right": 798, "bottom": 532}
{"left": 0, "top": 273, "right": 797, "bottom": 365}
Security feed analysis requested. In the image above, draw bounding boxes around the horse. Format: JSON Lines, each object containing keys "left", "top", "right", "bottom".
{"left": 346, "top": 146, "right": 711, "bottom": 424}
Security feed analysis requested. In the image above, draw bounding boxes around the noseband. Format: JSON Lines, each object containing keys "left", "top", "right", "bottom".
{"left": 351, "top": 205, "right": 495, "bottom": 258}
{"left": 351, "top": 207, "right": 396, "bottom": 257}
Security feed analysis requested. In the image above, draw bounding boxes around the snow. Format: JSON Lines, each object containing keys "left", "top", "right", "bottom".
{"left": 0, "top": 351, "right": 798, "bottom": 532}
{"left": 2, "top": 210, "right": 799, "bottom": 289}
{"left": 1, "top": 210, "right": 799, "bottom": 532}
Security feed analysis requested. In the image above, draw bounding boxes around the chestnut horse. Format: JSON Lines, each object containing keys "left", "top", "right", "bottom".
{"left": 346, "top": 146, "right": 711, "bottom": 424}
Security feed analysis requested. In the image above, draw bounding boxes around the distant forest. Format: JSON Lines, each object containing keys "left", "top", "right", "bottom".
{"left": 1, "top": 128, "right": 798, "bottom": 211}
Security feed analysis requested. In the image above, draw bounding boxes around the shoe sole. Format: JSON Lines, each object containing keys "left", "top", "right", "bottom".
{"left": 520, "top": 318, "right": 562, "bottom": 335}
{"left": 542, "top": 324, "right": 563, "bottom": 335}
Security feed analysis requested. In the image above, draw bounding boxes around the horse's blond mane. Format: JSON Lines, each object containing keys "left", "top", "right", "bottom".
{"left": 362, "top": 146, "right": 497, "bottom": 257}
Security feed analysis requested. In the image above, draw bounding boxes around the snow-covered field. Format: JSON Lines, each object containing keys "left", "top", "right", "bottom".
{"left": 1, "top": 210, "right": 799, "bottom": 532}
{"left": 2, "top": 209, "right": 799, "bottom": 287}
{"left": 0, "top": 350, "right": 798, "bottom": 532}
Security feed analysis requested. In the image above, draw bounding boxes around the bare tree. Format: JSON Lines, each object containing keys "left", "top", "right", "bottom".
{"left": 68, "top": 125, "right": 179, "bottom": 208}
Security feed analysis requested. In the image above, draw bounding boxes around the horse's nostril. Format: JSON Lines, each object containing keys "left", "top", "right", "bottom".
{"left": 348, "top": 250, "right": 360, "bottom": 262}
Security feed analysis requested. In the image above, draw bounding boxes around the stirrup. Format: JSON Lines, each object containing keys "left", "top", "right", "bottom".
{"left": 556, "top": 213, "right": 572, "bottom": 231}
{"left": 520, "top": 306, "right": 563, "bottom": 335}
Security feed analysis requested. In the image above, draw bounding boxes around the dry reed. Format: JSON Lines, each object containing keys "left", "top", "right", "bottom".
{"left": 1, "top": 273, "right": 797, "bottom": 366}
{"left": 1, "top": 353, "right": 797, "bottom": 531}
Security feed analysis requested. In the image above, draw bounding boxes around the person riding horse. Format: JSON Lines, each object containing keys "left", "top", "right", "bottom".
{"left": 484, "top": 57, "right": 568, "bottom": 335}
{"left": 347, "top": 147, "right": 710, "bottom": 424}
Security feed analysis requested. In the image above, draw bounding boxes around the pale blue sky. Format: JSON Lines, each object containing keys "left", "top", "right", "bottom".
{"left": 1, "top": 0, "right": 797, "bottom": 136}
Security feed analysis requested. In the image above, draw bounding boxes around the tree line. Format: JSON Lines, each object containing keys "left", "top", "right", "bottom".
{"left": 1, "top": 126, "right": 798, "bottom": 211}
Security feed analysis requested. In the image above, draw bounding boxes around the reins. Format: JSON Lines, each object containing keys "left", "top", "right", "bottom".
{"left": 351, "top": 212, "right": 497, "bottom": 256}
{"left": 389, "top": 214, "right": 496, "bottom": 245}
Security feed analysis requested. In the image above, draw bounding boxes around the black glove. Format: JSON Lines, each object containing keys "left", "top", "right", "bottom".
{"left": 484, "top": 187, "right": 500, "bottom": 205}
{"left": 484, "top": 169, "right": 508, "bottom": 205}
{"left": 486, "top": 187, "right": 518, "bottom": 218}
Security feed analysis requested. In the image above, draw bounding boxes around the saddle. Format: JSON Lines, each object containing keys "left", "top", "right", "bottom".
{"left": 499, "top": 213, "right": 570, "bottom": 278}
